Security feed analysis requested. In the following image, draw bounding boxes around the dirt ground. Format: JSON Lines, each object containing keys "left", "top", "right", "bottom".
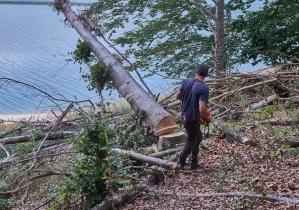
{"left": 123, "top": 132, "right": 299, "bottom": 210}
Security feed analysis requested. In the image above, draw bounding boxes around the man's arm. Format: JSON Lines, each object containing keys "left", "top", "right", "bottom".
{"left": 199, "top": 86, "right": 211, "bottom": 122}
{"left": 176, "top": 80, "right": 186, "bottom": 100}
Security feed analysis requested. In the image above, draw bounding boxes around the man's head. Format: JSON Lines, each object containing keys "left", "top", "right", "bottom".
{"left": 196, "top": 64, "right": 209, "bottom": 77}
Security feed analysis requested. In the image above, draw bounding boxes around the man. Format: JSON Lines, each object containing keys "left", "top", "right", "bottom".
{"left": 176, "top": 64, "right": 210, "bottom": 170}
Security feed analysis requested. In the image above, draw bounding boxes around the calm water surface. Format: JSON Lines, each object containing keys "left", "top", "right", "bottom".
{"left": 0, "top": 3, "right": 101, "bottom": 114}
{"left": 0, "top": 2, "right": 177, "bottom": 114}
{"left": 0, "top": 1, "right": 265, "bottom": 114}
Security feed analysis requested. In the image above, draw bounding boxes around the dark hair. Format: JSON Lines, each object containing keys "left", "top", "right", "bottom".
{"left": 196, "top": 64, "right": 209, "bottom": 77}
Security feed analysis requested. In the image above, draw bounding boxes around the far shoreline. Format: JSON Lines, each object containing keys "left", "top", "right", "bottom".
{"left": 0, "top": 112, "right": 57, "bottom": 122}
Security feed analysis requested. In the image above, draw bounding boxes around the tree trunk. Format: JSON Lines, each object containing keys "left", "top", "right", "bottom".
{"left": 112, "top": 148, "right": 177, "bottom": 170}
{"left": 55, "top": 0, "right": 176, "bottom": 136}
{"left": 213, "top": 120, "right": 256, "bottom": 146}
{"left": 245, "top": 94, "right": 278, "bottom": 111}
{"left": 0, "top": 131, "right": 76, "bottom": 145}
{"left": 90, "top": 171, "right": 164, "bottom": 210}
{"left": 214, "top": 0, "right": 225, "bottom": 76}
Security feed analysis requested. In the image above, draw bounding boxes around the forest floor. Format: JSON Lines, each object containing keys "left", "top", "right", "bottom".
{"left": 123, "top": 114, "right": 299, "bottom": 210}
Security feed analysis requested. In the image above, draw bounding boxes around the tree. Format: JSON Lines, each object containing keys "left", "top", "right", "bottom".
{"left": 54, "top": 0, "right": 176, "bottom": 136}
{"left": 230, "top": 0, "right": 299, "bottom": 65}
{"left": 84, "top": 0, "right": 239, "bottom": 77}
{"left": 214, "top": 0, "right": 225, "bottom": 76}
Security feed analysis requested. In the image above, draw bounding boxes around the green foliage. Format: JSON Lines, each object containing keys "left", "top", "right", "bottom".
{"left": 11, "top": 140, "right": 38, "bottom": 159}
{"left": 291, "top": 112, "right": 299, "bottom": 125}
{"left": 51, "top": 118, "right": 129, "bottom": 209}
{"left": 73, "top": 40, "right": 93, "bottom": 64}
{"left": 0, "top": 198, "right": 16, "bottom": 210}
{"left": 81, "top": 62, "right": 113, "bottom": 95}
{"left": 73, "top": 39, "right": 114, "bottom": 95}
{"left": 271, "top": 145, "right": 299, "bottom": 159}
{"left": 0, "top": 180, "right": 15, "bottom": 210}
{"left": 84, "top": 0, "right": 257, "bottom": 78}
{"left": 259, "top": 103, "right": 277, "bottom": 120}
{"left": 53, "top": 0, "right": 63, "bottom": 11}
{"left": 0, "top": 150, "right": 6, "bottom": 160}
{"left": 231, "top": 0, "right": 299, "bottom": 65}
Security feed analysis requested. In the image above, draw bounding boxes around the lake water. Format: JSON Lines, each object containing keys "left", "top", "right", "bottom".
{"left": 0, "top": 2, "right": 176, "bottom": 115}
{"left": 0, "top": 1, "right": 265, "bottom": 115}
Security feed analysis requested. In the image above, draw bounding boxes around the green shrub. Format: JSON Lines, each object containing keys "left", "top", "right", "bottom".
{"left": 0, "top": 198, "right": 16, "bottom": 210}
{"left": 51, "top": 118, "right": 130, "bottom": 210}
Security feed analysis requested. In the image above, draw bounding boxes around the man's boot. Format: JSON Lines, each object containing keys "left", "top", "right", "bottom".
{"left": 190, "top": 155, "right": 199, "bottom": 170}
{"left": 177, "top": 154, "right": 186, "bottom": 169}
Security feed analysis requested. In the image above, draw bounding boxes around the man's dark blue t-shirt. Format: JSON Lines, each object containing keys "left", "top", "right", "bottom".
{"left": 180, "top": 78, "right": 209, "bottom": 121}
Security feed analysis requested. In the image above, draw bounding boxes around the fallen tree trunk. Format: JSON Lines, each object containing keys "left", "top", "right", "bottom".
{"left": 151, "top": 190, "right": 299, "bottom": 205}
{"left": 112, "top": 148, "right": 177, "bottom": 170}
{"left": 0, "top": 131, "right": 77, "bottom": 145}
{"left": 91, "top": 171, "right": 164, "bottom": 210}
{"left": 54, "top": 0, "right": 176, "bottom": 136}
{"left": 283, "top": 140, "right": 299, "bottom": 148}
{"left": 245, "top": 94, "right": 278, "bottom": 111}
{"left": 261, "top": 118, "right": 293, "bottom": 126}
{"left": 150, "top": 147, "right": 182, "bottom": 158}
{"left": 213, "top": 120, "right": 256, "bottom": 146}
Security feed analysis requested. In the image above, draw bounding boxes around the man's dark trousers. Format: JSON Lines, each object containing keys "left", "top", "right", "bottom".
{"left": 179, "top": 117, "right": 202, "bottom": 167}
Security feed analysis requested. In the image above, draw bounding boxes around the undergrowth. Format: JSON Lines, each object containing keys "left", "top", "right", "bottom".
{"left": 49, "top": 117, "right": 131, "bottom": 210}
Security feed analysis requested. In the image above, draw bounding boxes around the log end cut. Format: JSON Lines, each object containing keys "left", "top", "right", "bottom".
{"left": 158, "top": 131, "right": 186, "bottom": 151}
{"left": 241, "top": 137, "right": 257, "bottom": 146}
{"left": 155, "top": 116, "right": 177, "bottom": 136}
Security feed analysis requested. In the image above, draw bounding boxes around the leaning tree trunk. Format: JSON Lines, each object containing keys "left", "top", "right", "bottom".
{"left": 214, "top": 0, "right": 225, "bottom": 76}
{"left": 54, "top": 0, "right": 176, "bottom": 136}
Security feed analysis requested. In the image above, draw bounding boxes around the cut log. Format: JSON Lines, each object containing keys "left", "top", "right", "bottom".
{"left": 142, "top": 144, "right": 159, "bottom": 154}
{"left": 150, "top": 147, "right": 182, "bottom": 158}
{"left": 151, "top": 190, "right": 299, "bottom": 205}
{"left": 158, "top": 131, "right": 186, "bottom": 151}
{"left": 261, "top": 118, "right": 293, "bottom": 126}
{"left": 112, "top": 148, "right": 177, "bottom": 170}
{"left": 213, "top": 120, "right": 256, "bottom": 146}
{"left": 90, "top": 171, "right": 164, "bottom": 210}
{"left": 0, "top": 131, "right": 77, "bottom": 145}
{"left": 283, "top": 139, "right": 299, "bottom": 148}
{"left": 245, "top": 94, "right": 278, "bottom": 111}
{"left": 55, "top": 0, "right": 176, "bottom": 136}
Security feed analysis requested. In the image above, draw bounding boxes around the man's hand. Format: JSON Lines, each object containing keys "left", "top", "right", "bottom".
{"left": 199, "top": 110, "right": 212, "bottom": 125}
{"left": 176, "top": 91, "right": 183, "bottom": 100}
{"left": 199, "top": 100, "right": 211, "bottom": 123}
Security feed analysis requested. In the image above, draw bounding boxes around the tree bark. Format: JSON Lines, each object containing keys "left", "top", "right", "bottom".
{"left": 54, "top": 0, "right": 176, "bottom": 136}
{"left": 91, "top": 171, "right": 164, "bottom": 210}
{"left": 0, "top": 131, "right": 76, "bottom": 145}
{"left": 151, "top": 190, "right": 299, "bottom": 205}
{"left": 245, "top": 94, "right": 278, "bottom": 111}
{"left": 214, "top": 0, "right": 225, "bottom": 76}
{"left": 213, "top": 120, "right": 256, "bottom": 146}
{"left": 150, "top": 147, "right": 182, "bottom": 158}
{"left": 261, "top": 118, "right": 293, "bottom": 126}
{"left": 112, "top": 148, "right": 177, "bottom": 170}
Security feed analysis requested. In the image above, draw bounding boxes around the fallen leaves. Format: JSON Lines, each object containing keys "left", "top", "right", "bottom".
{"left": 123, "top": 125, "right": 299, "bottom": 210}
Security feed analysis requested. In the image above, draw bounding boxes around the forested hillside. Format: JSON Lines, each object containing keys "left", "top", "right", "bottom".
{"left": 0, "top": 0, "right": 298, "bottom": 209}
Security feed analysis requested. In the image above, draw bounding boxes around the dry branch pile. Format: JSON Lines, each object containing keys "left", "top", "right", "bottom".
{"left": 161, "top": 65, "right": 299, "bottom": 144}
